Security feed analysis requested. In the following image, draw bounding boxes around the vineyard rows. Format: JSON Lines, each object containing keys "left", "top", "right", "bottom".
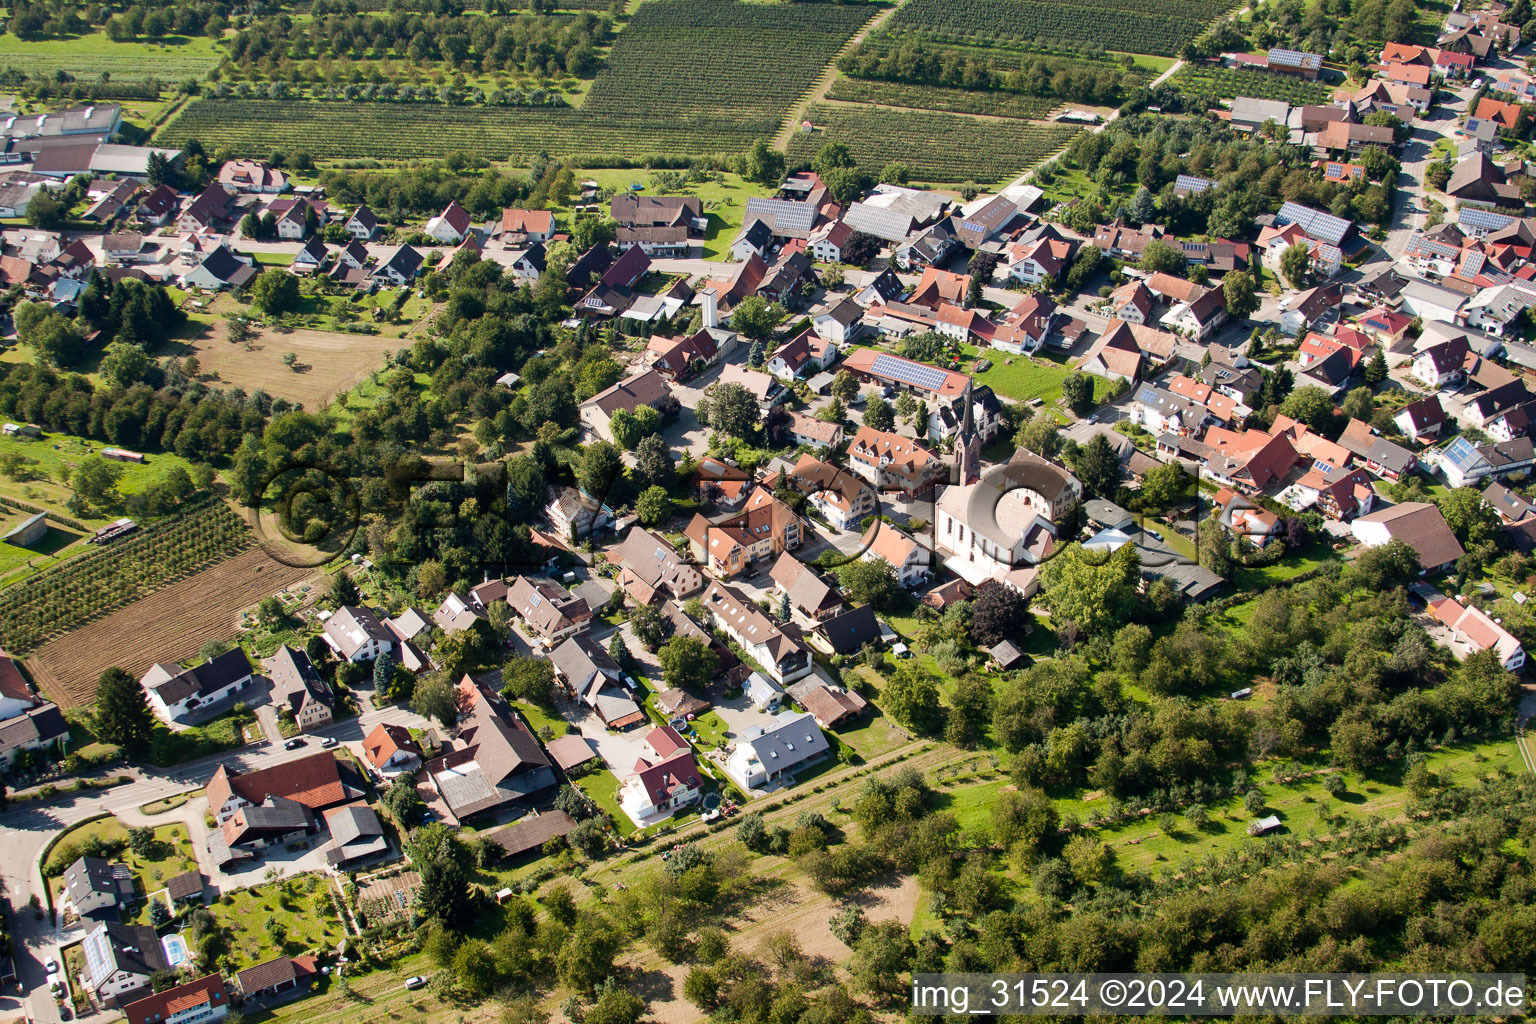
{"left": 158, "top": 101, "right": 759, "bottom": 161}
{"left": 826, "top": 79, "right": 1058, "bottom": 120}
{"left": 886, "top": 0, "right": 1242, "bottom": 56}
{"left": 1174, "top": 64, "right": 1334, "bottom": 105}
{"left": 789, "top": 105, "right": 1081, "bottom": 184}
{"left": 0, "top": 501, "right": 253, "bottom": 655}
{"left": 160, "top": 0, "right": 870, "bottom": 161}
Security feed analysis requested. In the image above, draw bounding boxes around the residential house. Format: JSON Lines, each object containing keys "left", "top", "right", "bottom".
{"left": 578, "top": 368, "right": 674, "bottom": 443}
{"left": 1463, "top": 282, "right": 1536, "bottom": 336}
{"left": 1194, "top": 425, "right": 1301, "bottom": 494}
{"left": 1107, "top": 280, "right": 1155, "bottom": 324}
{"left": 80, "top": 922, "right": 168, "bottom": 1005}
{"left": 769, "top": 552, "right": 844, "bottom": 621}
{"left": 1161, "top": 285, "right": 1229, "bottom": 340}
{"left": 497, "top": 208, "right": 555, "bottom": 244}
{"left": 322, "top": 605, "right": 393, "bottom": 663}
{"left": 610, "top": 527, "right": 704, "bottom": 604}
{"left": 372, "top": 244, "right": 423, "bottom": 286}
{"left": 1412, "top": 335, "right": 1471, "bottom": 386}
{"left": 219, "top": 160, "right": 285, "bottom": 193}
{"left": 1431, "top": 597, "right": 1526, "bottom": 670}
{"left": 507, "top": 575, "right": 591, "bottom": 644}
{"left": 1351, "top": 501, "right": 1466, "bottom": 573}
{"left": 264, "top": 645, "right": 333, "bottom": 733}
{"left": 422, "top": 676, "right": 558, "bottom": 822}
{"left": 814, "top": 603, "right": 881, "bottom": 657}
{"left": 322, "top": 804, "right": 389, "bottom": 868}
{"left": 550, "top": 637, "right": 644, "bottom": 729}
{"left": 343, "top": 206, "right": 379, "bottom": 240}
{"left": 176, "top": 185, "right": 232, "bottom": 233}
{"left": 1091, "top": 218, "right": 1162, "bottom": 260}
{"left": 685, "top": 486, "right": 804, "bottom": 577}
{"left": 123, "top": 975, "right": 230, "bottom": 1024}
{"left": 433, "top": 591, "right": 485, "bottom": 634}
{"left": 1447, "top": 152, "right": 1523, "bottom": 206}
{"left": 234, "top": 956, "right": 319, "bottom": 1002}
{"left": 178, "top": 244, "right": 256, "bottom": 291}
{"left": 860, "top": 523, "right": 930, "bottom": 588}
{"left": 619, "top": 726, "right": 702, "bottom": 827}
{"left": 785, "top": 410, "right": 843, "bottom": 449}
{"left": 812, "top": 297, "right": 865, "bottom": 346}
{"left": 989, "top": 294, "right": 1057, "bottom": 355}
{"left": 784, "top": 454, "right": 875, "bottom": 532}
{"left": 62, "top": 856, "right": 136, "bottom": 917}
{"left": 785, "top": 678, "right": 868, "bottom": 729}
{"left": 730, "top": 218, "right": 773, "bottom": 262}
{"left": 611, "top": 194, "right": 703, "bottom": 255}
{"left": 545, "top": 485, "right": 613, "bottom": 540}
{"left": 1396, "top": 395, "right": 1449, "bottom": 440}
{"left": 808, "top": 218, "right": 853, "bottom": 262}
{"left": 425, "top": 200, "right": 471, "bottom": 244}
{"left": 847, "top": 426, "right": 946, "bottom": 496}
{"left": 1004, "top": 234, "right": 1075, "bottom": 285}
{"left": 139, "top": 648, "right": 253, "bottom": 724}
{"left": 205, "top": 752, "right": 357, "bottom": 825}
{"left": 1280, "top": 461, "right": 1376, "bottom": 519}
{"left": 363, "top": 722, "right": 421, "bottom": 774}
{"left": 765, "top": 329, "right": 836, "bottom": 381}
{"left": 1281, "top": 283, "right": 1342, "bottom": 336}
{"left": 1079, "top": 318, "right": 1177, "bottom": 382}
{"left": 0, "top": 702, "right": 68, "bottom": 765}
{"left": 1337, "top": 418, "right": 1417, "bottom": 481}
{"left": 0, "top": 656, "right": 37, "bottom": 721}
{"left": 724, "top": 711, "right": 829, "bottom": 792}
{"left": 647, "top": 328, "right": 736, "bottom": 381}
{"left": 1434, "top": 435, "right": 1536, "bottom": 487}
{"left": 700, "top": 580, "right": 813, "bottom": 684}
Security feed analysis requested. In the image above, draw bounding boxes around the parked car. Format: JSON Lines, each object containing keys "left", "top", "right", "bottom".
{"left": 405, "top": 976, "right": 429, "bottom": 990}
{"left": 321, "top": 736, "right": 338, "bottom": 749}
{"left": 284, "top": 737, "right": 305, "bottom": 750}
{"left": 44, "top": 959, "right": 57, "bottom": 974}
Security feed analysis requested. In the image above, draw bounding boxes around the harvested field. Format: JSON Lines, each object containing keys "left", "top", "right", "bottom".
{"left": 161, "top": 323, "right": 404, "bottom": 412}
{"left": 25, "top": 548, "right": 313, "bottom": 708}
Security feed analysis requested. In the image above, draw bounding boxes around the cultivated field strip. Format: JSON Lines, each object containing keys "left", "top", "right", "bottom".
{"left": 25, "top": 547, "right": 312, "bottom": 708}
{"left": 885, "top": 0, "right": 1242, "bottom": 56}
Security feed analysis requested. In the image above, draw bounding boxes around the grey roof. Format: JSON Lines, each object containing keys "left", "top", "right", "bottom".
{"left": 64, "top": 856, "right": 131, "bottom": 903}
{"left": 744, "top": 197, "right": 817, "bottom": 239}
{"left": 266, "top": 644, "right": 332, "bottom": 714}
{"left": 426, "top": 680, "right": 556, "bottom": 819}
{"left": 744, "top": 711, "right": 830, "bottom": 773}
{"left": 82, "top": 922, "right": 166, "bottom": 987}
{"left": 327, "top": 804, "right": 384, "bottom": 847}
{"left": 1276, "top": 201, "right": 1352, "bottom": 245}
{"left": 323, "top": 605, "right": 390, "bottom": 658}
{"left": 1175, "top": 174, "right": 1216, "bottom": 194}
{"left": 549, "top": 635, "right": 620, "bottom": 694}
{"left": 1230, "top": 96, "right": 1292, "bottom": 125}
{"left": 165, "top": 870, "right": 203, "bottom": 902}
{"left": 145, "top": 647, "right": 250, "bottom": 706}
{"left": 844, "top": 201, "right": 914, "bottom": 242}
{"left": 816, "top": 603, "right": 880, "bottom": 656}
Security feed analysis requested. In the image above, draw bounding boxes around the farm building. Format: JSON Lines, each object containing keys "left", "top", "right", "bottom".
{"left": 2, "top": 512, "right": 47, "bottom": 547}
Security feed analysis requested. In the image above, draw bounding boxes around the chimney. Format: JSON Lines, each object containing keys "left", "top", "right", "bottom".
{"left": 702, "top": 289, "right": 719, "bottom": 329}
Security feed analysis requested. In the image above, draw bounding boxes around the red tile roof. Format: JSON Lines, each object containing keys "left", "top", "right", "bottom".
{"left": 206, "top": 751, "right": 349, "bottom": 813}
{"left": 124, "top": 974, "right": 228, "bottom": 1024}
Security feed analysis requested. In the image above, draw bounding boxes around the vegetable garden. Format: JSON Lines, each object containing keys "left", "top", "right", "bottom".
{"left": 0, "top": 500, "right": 252, "bottom": 654}
{"left": 158, "top": 0, "right": 871, "bottom": 161}
{"left": 1173, "top": 63, "right": 1334, "bottom": 105}
{"left": 884, "top": 0, "right": 1244, "bottom": 56}
{"left": 789, "top": 105, "right": 1081, "bottom": 183}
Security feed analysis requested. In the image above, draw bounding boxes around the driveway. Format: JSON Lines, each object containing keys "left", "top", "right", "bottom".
{"left": 708, "top": 692, "right": 788, "bottom": 748}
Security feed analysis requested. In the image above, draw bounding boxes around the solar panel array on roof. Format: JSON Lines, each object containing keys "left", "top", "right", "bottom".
{"left": 870, "top": 352, "right": 950, "bottom": 391}
{"left": 845, "top": 202, "right": 914, "bottom": 242}
{"left": 745, "top": 198, "right": 817, "bottom": 237}
{"left": 1175, "top": 174, "right": 1215, "bottom": 193}
{"left": 1277, "top": 201, "right": 1352, "bottom": 245}
{"left": 1460, "top": 206, "right": 1515, "bottom": 231}
{"left": 1268, "top": 47, "right": 1323, "bottom": 70}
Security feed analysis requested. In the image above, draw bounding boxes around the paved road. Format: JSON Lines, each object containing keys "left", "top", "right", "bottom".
{"left": 0, "top": 702, "right": 429, "bottom": 1024}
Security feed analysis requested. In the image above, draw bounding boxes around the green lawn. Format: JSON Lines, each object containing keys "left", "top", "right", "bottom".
{"left": 215, "top": 873, "right": 349, "bottom": 970}
{"left": 968, "top": 348, "right": 1118, "bottom": 408}
{"left": 553, "top": 169, "right": 773, "bottom": 260}
{"left": 513, "top": 700, "right": 570, "bottom": 740}
{"left": 578, "top": 768, "right": 635, "bottom": 836}
{"left": 687, "top": 709, "right": 731, "bottom": 750}
{"left": 46, "top": 819, "right": 198, "bottom": 913}
{"left": 0, "top": 30, "right": 222, "bottom": 84}
{"left": 1111, "top": 51, "right": 1177, "bottom": 75}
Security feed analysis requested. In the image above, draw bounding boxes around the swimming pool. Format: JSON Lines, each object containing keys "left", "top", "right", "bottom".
{"left": 161, "top": 934, "right": 188, "bottom": 968}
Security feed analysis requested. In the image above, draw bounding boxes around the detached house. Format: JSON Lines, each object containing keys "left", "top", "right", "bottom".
{"left": 860, "top": 523, "right": 930, "bottom": 588}
{"left": 423, "top": 676, "right": 558, "bottom": 822}
{"left": 80, "top": 922, "right": 169, "bottom": 1005}
{"left": 264, "top": 645, "right": 333, "bottom": 732}
{"left": 784, "top": 454, "right": 875, "bottom": 531}
{"left": 685, "top": 486, "right": 804, "bottom": 577}
{"left": 769, "top": 552, "right": 844, "bottom": 621}
{"left": 372, "top": 244, "right": 423, "bottom": 286}
{"left": 1430, "top": 597, "right": 1526, "bottom": 671}
{"left": 179, "top": 244, "right": 257, "bottom": 291}
{"left": 701, "top": 580, "right": 813, "bottom": 685}
{"left": 123, "top": 974, "right": 230, "bottom": 1024}
{"left": 425, "top": 200, "right": 471, "bottom": 244}
{"left": 139, "top": 648, "right": 253, "bottom": 725}
{"left": 550, "top": 637, "right": 645, "bottom": 729}
{"left": 1412, "top": 335, "right": 1470, "bottom": 386}
{"left": 322, "top": 605, "right": 393, "bottom": 663}
{"left": 343, "top": 205, "right": 380, "bottom": 240}
{"left": 63, "top": 856, "right": 136, "bottom": 918}
{"left": 363, "top": 722, "right": 421, "bottom": 774}
{"left": 176, "top": 184, "right": 232, "bottom": 233}
{"left": 507, "top": 575, "right": 591, "bottom": 644}
{"left": 579, "top": 368, "right": 674, "bottom": 443}
{"left": 765, "top": 329, "right": 836, "bottom": 380}
{"left": 724, "top": 711, "right": 829, "bottom": 792}
{"left": 610, "top": 527, "right": 704, "bottom": 604}
{"left": 620, "top": 726, "right": 702, "bottom": 827}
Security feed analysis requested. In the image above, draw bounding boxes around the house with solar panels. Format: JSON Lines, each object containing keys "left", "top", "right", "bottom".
{"left": 840, "top": 348, "right": 971, "bottom": 402}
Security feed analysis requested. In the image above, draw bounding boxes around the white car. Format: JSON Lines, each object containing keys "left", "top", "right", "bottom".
{"left": 405, "top": 976, "right": 429, "bottom": 990}
{"left": 44, "top": 959, "right": 58, "bottom": 975}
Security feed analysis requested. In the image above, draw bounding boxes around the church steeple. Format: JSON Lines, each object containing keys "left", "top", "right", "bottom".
{"left": 951, "top": 378, "right": 981, "bottom": 485}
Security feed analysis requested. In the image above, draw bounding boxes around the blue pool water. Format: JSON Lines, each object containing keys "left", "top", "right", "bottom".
{"left": 161, "top": 934, "right": 188, "bottom": 967}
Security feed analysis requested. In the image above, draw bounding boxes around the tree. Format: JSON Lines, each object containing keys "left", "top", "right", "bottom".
{"left": 372, "top": 651, "right": 397, "bottom": 690}
{"left": 743, "top": 137, "right": 785, "bottom": 185}
{"left": 1064, "top": 245, "right": 1103, "bottom": 294}
{"left": 584, "top": 987, "right": 645, "bottom": 1024}
{"left": 657, "top": 635, "right": 718, "bottom": 692}
{"left": 830, "top": 370, "right": 860, "bottom": 404}
{"left": 880, "top": 162, "right": 910, "bottom": 185}
{"left": 1364, "top": 350, "right": 1388, "bottom": 386}
{"left": 701, "top": 382, "right": 759, "bottom": 439}
{"left": 577, "top": 441, "right": 622, "bottom": 499}
{"left": 502, "top": 656, "right": 556, "bottom": 706}
{"left": 330, "top": 571, "right": 359, "bottom": 607}
{"left": 1280, "top": 242, "right": 1311, "bottom": 288}
{"left": 452, "top": 939, "right": 502, "bottom": 997}
{"left": 94, "top": 667, "right": 155, "bottom": 756}
{"left": 99, "top": 341, "right": 151, "bottom": 388}
{"left": 969, "top": 581, "right": 1030, "bottom": 647}
{"left": 881, "top": 663, "right": 941, "bottom": 734}
{"left": 250, "top": 271, "right": 302, "bottom": 316}
{"left": 1062, "top": 373, "right": 1095, "bottom": 416}
{"left": 748, "top": 339, "right": 764, "bottom": 367}
{"left": 1137, "top": 462, "right": 1189, "bottom": 514}
{"left": 1198, "top": 519, "right": 1234, "bottom": 577}
{"left": 19, "top": 308, "right": 87, "bottom": 367}
{"left": 411, "top": 676, "right": 462, "bottom": 730}
{"left": 1278, "top": 385, "right": 1336, "bottom": 431}
{"left": 1071, "top": 433, "right": 1121, "bottom": 499}
{"left": 1018, "top": 415, "right": 1062, "bottom": 460}
{"left": 25, "top": 189, "right": 63, "bottom": 230}
{"left": 1039, "top": 543, "right": 1139, "bottom": 636}
{"left": 417, "top": 857, "right": 473, "bottom": 930}
{"left": 863, "top": 397, "right": 895, "bottom": 431}
{"left": 635, "top": 485, "right": 671, "bottom": 526}
{"left": 570, "top": 216, "right": 616, "bottom": 252}
{"left": 72, "top": 456, "right": 123, "bottom": 510}
{"left": 1438, "top": 486, "right": 1501, "bottom": 546}
{"left": 849, "top": 921, "right": 912, "bottom": 998}
{"left": 1140, "top": 239, "right": 1185, "bottom": 275}
{"left": 1340, "top": 386, "right": 1374, "bottom": 423}
{"left": 731, "top": 295, "right": 784, "bottom": 342}
{"left": 629, "top": 602, "right": 672, "bottom": 651}
{"left": 836, "top": 556, "right": 899, "bottom": 610}
{"left": 1222, "top": 271, "right": 1260, "bottom": 319}
{"left": 633, "top": 433, "right": 674, "bottom": 490}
